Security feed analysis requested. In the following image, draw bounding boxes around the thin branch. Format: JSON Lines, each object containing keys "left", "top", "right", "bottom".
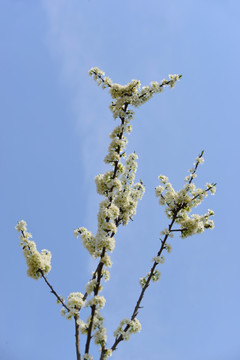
{"left": 74, "top": 315, "right": 81, "bottom": 360}
{"left": 138, "top": 78, "right": 174, "bottom": 99}
{"left": 111, "top": 212, "right": 178, "bottom": 352}
{"left": 189, "top": 150, "right": 204, "bottom": 184}
{"left": 40, "top": 271, "right": 81, "bottom": 359}
{"left": 84, "top": 106, "right": 130, "bottom": 355}
{"left": 170, "top": 228, "right": 186, "bottom": 232}
{"left": 190, "top": 183, "right": 217, "bottom": 203}
{"left": 85, "top": 248, "right": 106, "bottom": 354}
{"left": 38, "top": 269, "right": 70, "bottom": 312}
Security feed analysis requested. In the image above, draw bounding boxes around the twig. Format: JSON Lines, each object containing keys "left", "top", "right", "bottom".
{"left": 84, "top": 105, "right": 130, "bottom": 355}
{"left": 74, "top": 315, "right": 81, "bottom": 360}
{"left": 38, "top": 269, "right": 70, "bottom": 312}
{"left": 111, "top": 212, "right": 178, "bottom": 352}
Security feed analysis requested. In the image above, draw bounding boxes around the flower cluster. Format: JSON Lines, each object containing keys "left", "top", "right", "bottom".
{"left": 15, "top": 220, "right": 52, "bottom": 280}
{"left": 139, "top": 152, "right": 215, "bottom": 293}
{"left": 75, "top": 151, "right": 145, "bottom": 261}
{"left": 76, "top": 67, "right": 179, "bottom": 263}
{"left": 61, "top": 292, "right": 85, "bottom": 319}
{"left": 155, "top": 152, "right": 216, "bottom": 239}
{"left": 153, "top": 255, "right": 165, "bottom": 264}
{"left": 74, "top": 68, "right": 181, "bottom": 263}
{"left": 113, "top": 318, "right": 142, "bottom": 341}
{"left": 89, "top": 67, "right": 182, "bottom": 119}
{"left": 82, "top": 354, "right": 93, "bottom": 360}
{"left": 85, "top": 295, "right": 106, "bottom": 310}
{"left": 78, "top": 309, "right": 110, "bottom": 356}
{"left": 139, "top": 269, "right": 161, "bottom": 288}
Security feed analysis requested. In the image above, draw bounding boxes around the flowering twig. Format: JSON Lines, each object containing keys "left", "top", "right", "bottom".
{"left": 111, "top": 153, "right": 216, "bottom": 353}
{"left": 84, "top": 248, "right": 106, "bottom": 354}
{"left": 84, "top": 106, "right": 130, "bottom": 356}
{"left": 111, "top": 213, "right": 177, "bottom": 352}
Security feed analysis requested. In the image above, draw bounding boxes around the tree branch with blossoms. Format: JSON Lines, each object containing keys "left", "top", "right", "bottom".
{"left": 110, "top": 153, "right": 216, "bottom": 354}
{"left": 15, "top": 67, "right": 216, "bottom": 360}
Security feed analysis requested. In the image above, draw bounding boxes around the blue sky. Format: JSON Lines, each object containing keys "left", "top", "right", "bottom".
{"left": 1, "top": 1, "right": 240, "bottom": 359}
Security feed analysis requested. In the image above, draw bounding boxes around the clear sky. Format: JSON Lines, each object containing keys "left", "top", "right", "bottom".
{"left": 1, "top": 1, "right": 240, "bottom": 360}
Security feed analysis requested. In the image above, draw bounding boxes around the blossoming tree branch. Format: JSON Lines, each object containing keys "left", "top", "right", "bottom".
{"left": 16, "top": 67, "right": 216, "bottom": 360}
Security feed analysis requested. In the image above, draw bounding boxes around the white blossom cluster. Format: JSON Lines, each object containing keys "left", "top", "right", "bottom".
{"left": 82, "top": 354, "right": 93, "bottom": 360}
{"left": 139, "top": 269, "right": 161, "bottom": 288}
{"left": 82, "top": 351, "right": 112, "bottom": 360}
{"left": 74, "top": 152, "right": 145, "bottom": 260}
{"left": 139, "top": 153, "right": 215, "bottom": 290}
{"left": 77, "top": 308, "right": 111, "bottom": 357}
{"left": 85, "top": 295, "right": 106, "bottom": 309}
{"left": 15, "top": 220, "right": 52, "bottom": 280}
{"left": 75, "top": 67, "right": 180, "bottom": 263}
{"left": 155, "top": 153, "right": 216, "bottom": 238}
{"left": 113, "top": 318, "right": 142, "bottom": 341}
{"left": 153, "top": 255, "right": 165, "bottom": 264}
{"left": 61, "top": 292, "right": 85, "bottom": 319}
{"left": 88, "top": 67, "right": 182, "bottom": 118}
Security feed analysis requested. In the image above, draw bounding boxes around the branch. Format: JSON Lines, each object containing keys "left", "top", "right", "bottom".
{"left": 85, "top": 247, "right": 106, "bottom": 354}
{"left": 111, "top": 212, "right": 178, "bottom": 352}
{"left": 189, "top": 150, "right": 204, "bottom": 184}
{"left": 84, "top": 105, "right": 130, "bottom": 355}
{"left": 74, "top": 315, "right": 81, "bottom": 360}
{"left": 39, "top": 271, "right": 81, "bottom": 359}
{"left": 38, "top": 269, "right": 70, "bottom": 312}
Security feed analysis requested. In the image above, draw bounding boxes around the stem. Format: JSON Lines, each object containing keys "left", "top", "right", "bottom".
{"left": 189, "top": 150, "right": 204, "bottom": 184}
{"left": 84, "top": 105, "right": 129, "bottom": 355}
{"left": 39, "top": 270, "right": 70, "bottom": 312}
{"left": 74, "top": 315, "right": 81, "bottom": 360}
{"left": 100, "top": 347, "right": 106, "bottom": 360}
{"left": 170, "top": 228, "right": 185, "bottom": 232}
{"left": 138, "top": 78, "right": 173, "bottom": 99}
{"left": 111, "top": 213, "right": 178, "bottom": 352}
{"left": 41, "top": 271, "right": 81, "bottom": 360}
{"left": 190, "top": 184, "right": 216, "bottom": 203}
{"left": 85, "top": 248, "right": 106, "bottom": 354}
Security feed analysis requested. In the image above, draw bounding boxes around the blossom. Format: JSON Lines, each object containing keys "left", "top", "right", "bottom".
{"left": 153, "top": 255, "right": 165, "bottom": 264}
{"left": 16, "top": 221, "right": 52, "bottom": 280}
{"left": 165, "top": 243, "right": 172, "bottom": 253}
{"left": 85, "top": 295, "right": 106, "bottom": 309}
{"left": 64, "top": 292, "right": 85, "bottom": 319}
{"left": 113, "top": 318, "right": 141, "bottom": 341}
{"left": 15, "top": 220, "right": 27, "bottom": 232}
{"left": 93, "top": 327, "right": 107, "bottom": 345}
{"left": 85, "top": 279, "right": 98, "bottom": 295}
{"left": 89, "top": 67, "right": 181, "bottom": 119}
{"left": 82, "top": 354, "right": 93, "bottom": 360}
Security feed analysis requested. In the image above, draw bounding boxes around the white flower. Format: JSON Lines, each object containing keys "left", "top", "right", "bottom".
{"left": 15, "top": 220, "right": 27, "bottom": 232}
{"left": 82, "top": 354, "right": 93, "bottom": 360}
{"left": 66, "top": 292, "right": 85, "bottom": 318}
{"left": 73, "top": 228, "right": 80, "bottom": 238}
{"left": 85, "top": 295, "right": 106, "bottom": 309}
{"left": 16, "top": 222, "right": 52, "bottom": 280}
{"left": 165, "top": 243, "right": 172, "bottom": 253}
{"left": 151, "top": 270, "right": 161, "bottom": 282}
{"left": 153, "top": 255, "right": 165, "bottom": 264}
{"left": 196, "top": 156, "right": 204, "bottom": 164}
{"left": 113, "top": 318, "right": 141, "bottom": 341}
